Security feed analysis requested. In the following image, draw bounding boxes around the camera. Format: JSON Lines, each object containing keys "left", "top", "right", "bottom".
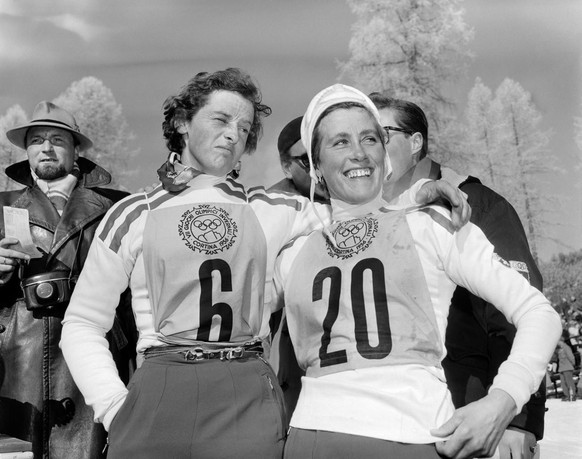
{"left": 21, "top": 271, "right": 77, "bottom": 313}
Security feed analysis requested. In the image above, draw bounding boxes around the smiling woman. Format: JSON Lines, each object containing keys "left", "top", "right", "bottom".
{"left": 272, "top": 84, "right": 562, "bottom": 459}
{"left": 314, "top": 103, "right": 385, "bottom": 205}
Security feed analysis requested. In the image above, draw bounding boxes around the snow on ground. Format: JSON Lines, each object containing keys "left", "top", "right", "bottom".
{"left": 538, "top": 398, "right": 582, "bottom": 458}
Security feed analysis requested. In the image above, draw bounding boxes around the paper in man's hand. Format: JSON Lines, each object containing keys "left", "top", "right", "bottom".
{"left": 3, "top": 207, "right": 43, "bottom": 258}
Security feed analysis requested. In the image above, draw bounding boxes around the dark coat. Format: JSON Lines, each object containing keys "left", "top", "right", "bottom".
{"left": 444, "top": 176, "right": 546, "bottom": 440}
{"left": 0, "top": 158, "right": 133, "bottom": 459}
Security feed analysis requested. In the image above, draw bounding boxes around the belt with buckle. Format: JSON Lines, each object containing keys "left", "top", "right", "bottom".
{"left": 144, "top": 342, "right": 264, "bottom": 362}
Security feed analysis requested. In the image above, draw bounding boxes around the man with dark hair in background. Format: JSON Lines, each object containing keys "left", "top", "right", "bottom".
{"left": 369, "top": 92, "right": 545, "bottom": 459}
{"left": 268, "top": 116, "right": 329, "bottom": 421}
{"left": 269, "top": 115, "right": 329, "bottom": 202}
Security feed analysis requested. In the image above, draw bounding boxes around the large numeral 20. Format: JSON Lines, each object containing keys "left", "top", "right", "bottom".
{"left": 314, "top": 258, "right": 392, "bottom": 367}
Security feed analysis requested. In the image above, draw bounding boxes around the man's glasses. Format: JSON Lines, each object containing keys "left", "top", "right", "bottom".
{"left": 291, "top": 153, "right": 310, "bottom": 171}
{"left": 383, "top": 126, "right": 413, "bottom": 143}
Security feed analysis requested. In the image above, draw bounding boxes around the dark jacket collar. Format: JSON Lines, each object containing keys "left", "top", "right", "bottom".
{"left": 268, "top": 178, "right": 330, "bottom": 204}
{"left": 383, "top": 157, "right": 481, "bottom": 203}
{"left": 383, "top": 157, "right": 442, "bottom": 202}
{"left": 5, "top": 156, "right": 112, "bottom": 189}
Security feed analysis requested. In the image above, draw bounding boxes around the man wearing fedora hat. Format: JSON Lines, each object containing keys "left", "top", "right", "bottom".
{"left": 0, "top": 101, "right": 134, "bottom": 459}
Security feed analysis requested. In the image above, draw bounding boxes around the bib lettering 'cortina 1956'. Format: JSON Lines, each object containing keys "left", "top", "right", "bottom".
{"left": 178, "top": 204, "right": 238, "bottom": 255}
{"left": 143, "top": 202, "right": 266, "bottom": 345}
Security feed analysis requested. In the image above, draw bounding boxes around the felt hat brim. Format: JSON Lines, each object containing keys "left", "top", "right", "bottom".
{"left": 6, "top": 101, "right": 93, "bottom": 151}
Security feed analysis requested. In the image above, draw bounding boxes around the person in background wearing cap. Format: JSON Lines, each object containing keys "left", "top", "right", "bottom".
{"left": 556, "top": 331, "right": 577, "bottom": 402}
{"left": 268, "top": 116, "right": 329, "bottom": 423}
{"left": 0, "top": 101, "right": 133, "bottom": 459}
{"left": 60, "top": 68, "right": 470, "bottom": 459}
{"left": 269, "top": 116, "right": 329, "bottom": 203}
{"left": 272, "top": 84, "right": 561, "bottom": 459}
{"left": 369, "top": 93, "right": 546, "bottom": 459}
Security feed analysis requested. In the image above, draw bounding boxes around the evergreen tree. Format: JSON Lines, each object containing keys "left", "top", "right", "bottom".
{"left": 0, "top": 104, "right": 28, "bottom": 191}
{"left": 459, "top": 78, "right": 498, "bottom": 184}
{"left": 339, "top": 0, "right": 473, "bottom": 160}
{"left": 490, "top": 78, "right": 555, "bottom": 263}
{"left": 53, "top": 77, "right": 138, "bottom": 189}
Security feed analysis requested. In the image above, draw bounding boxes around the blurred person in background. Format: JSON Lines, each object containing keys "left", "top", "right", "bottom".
{"left": 268, "top": 115, "right": 328, "bottom": 421}
{"left": 269, "top": 115, "right": 329, "bottom": 203}
{"left": 556, "top": 332, "right": 577, "bottom": 402}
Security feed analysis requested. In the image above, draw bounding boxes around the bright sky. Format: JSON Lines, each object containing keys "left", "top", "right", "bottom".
{"left": 1, "top": 0, "right": 581, "bottom": 260}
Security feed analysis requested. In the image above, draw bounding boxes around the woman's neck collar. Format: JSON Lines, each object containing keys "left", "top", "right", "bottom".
{"left": 188, "top": 173, "right": 226, "bottom": 188}
{"left": 173, "top": 155, "right": 227, "bottom": 187}
{"left": 331, "top": 192, "right": 385, "bottom": 220}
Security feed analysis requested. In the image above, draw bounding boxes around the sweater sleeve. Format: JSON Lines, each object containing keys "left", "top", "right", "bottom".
{"left": 462, "top": 185, "right": 546, "bottom": 436}
{"left": 60, "top": 199, "right": 142, "bottom": 431}
{"left": 434, "top": 212, "right": 562, "bottom": 413}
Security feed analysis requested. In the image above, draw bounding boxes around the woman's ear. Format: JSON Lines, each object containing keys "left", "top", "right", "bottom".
{"left": 282, "top": 161, "right": 293, "bottom": 179}
{"left": 315, "top": 168, "right": 324, "bottom": 183}
{"left": 410, "top": 132, "right": 423, "bottom": 156}
{"left": 176, "top": 122, "right": 188, "bottom": 135}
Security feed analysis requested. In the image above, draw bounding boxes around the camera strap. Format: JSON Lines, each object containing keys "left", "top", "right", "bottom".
{"left": 68, "top": 228, "right": 84, "bottom": 286}
{"left": 18, "top": 228, "right": 84, "bottom": 285}
{"left": 18, "top": 261, "right": 26, "bottom": 283}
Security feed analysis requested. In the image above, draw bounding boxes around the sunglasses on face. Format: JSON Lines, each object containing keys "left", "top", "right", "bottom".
{"left": 383, "top": 126, "right": 413, "bottom": 143}
{"left": 291, "top": 153, "right": 310, "bottom": 171}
